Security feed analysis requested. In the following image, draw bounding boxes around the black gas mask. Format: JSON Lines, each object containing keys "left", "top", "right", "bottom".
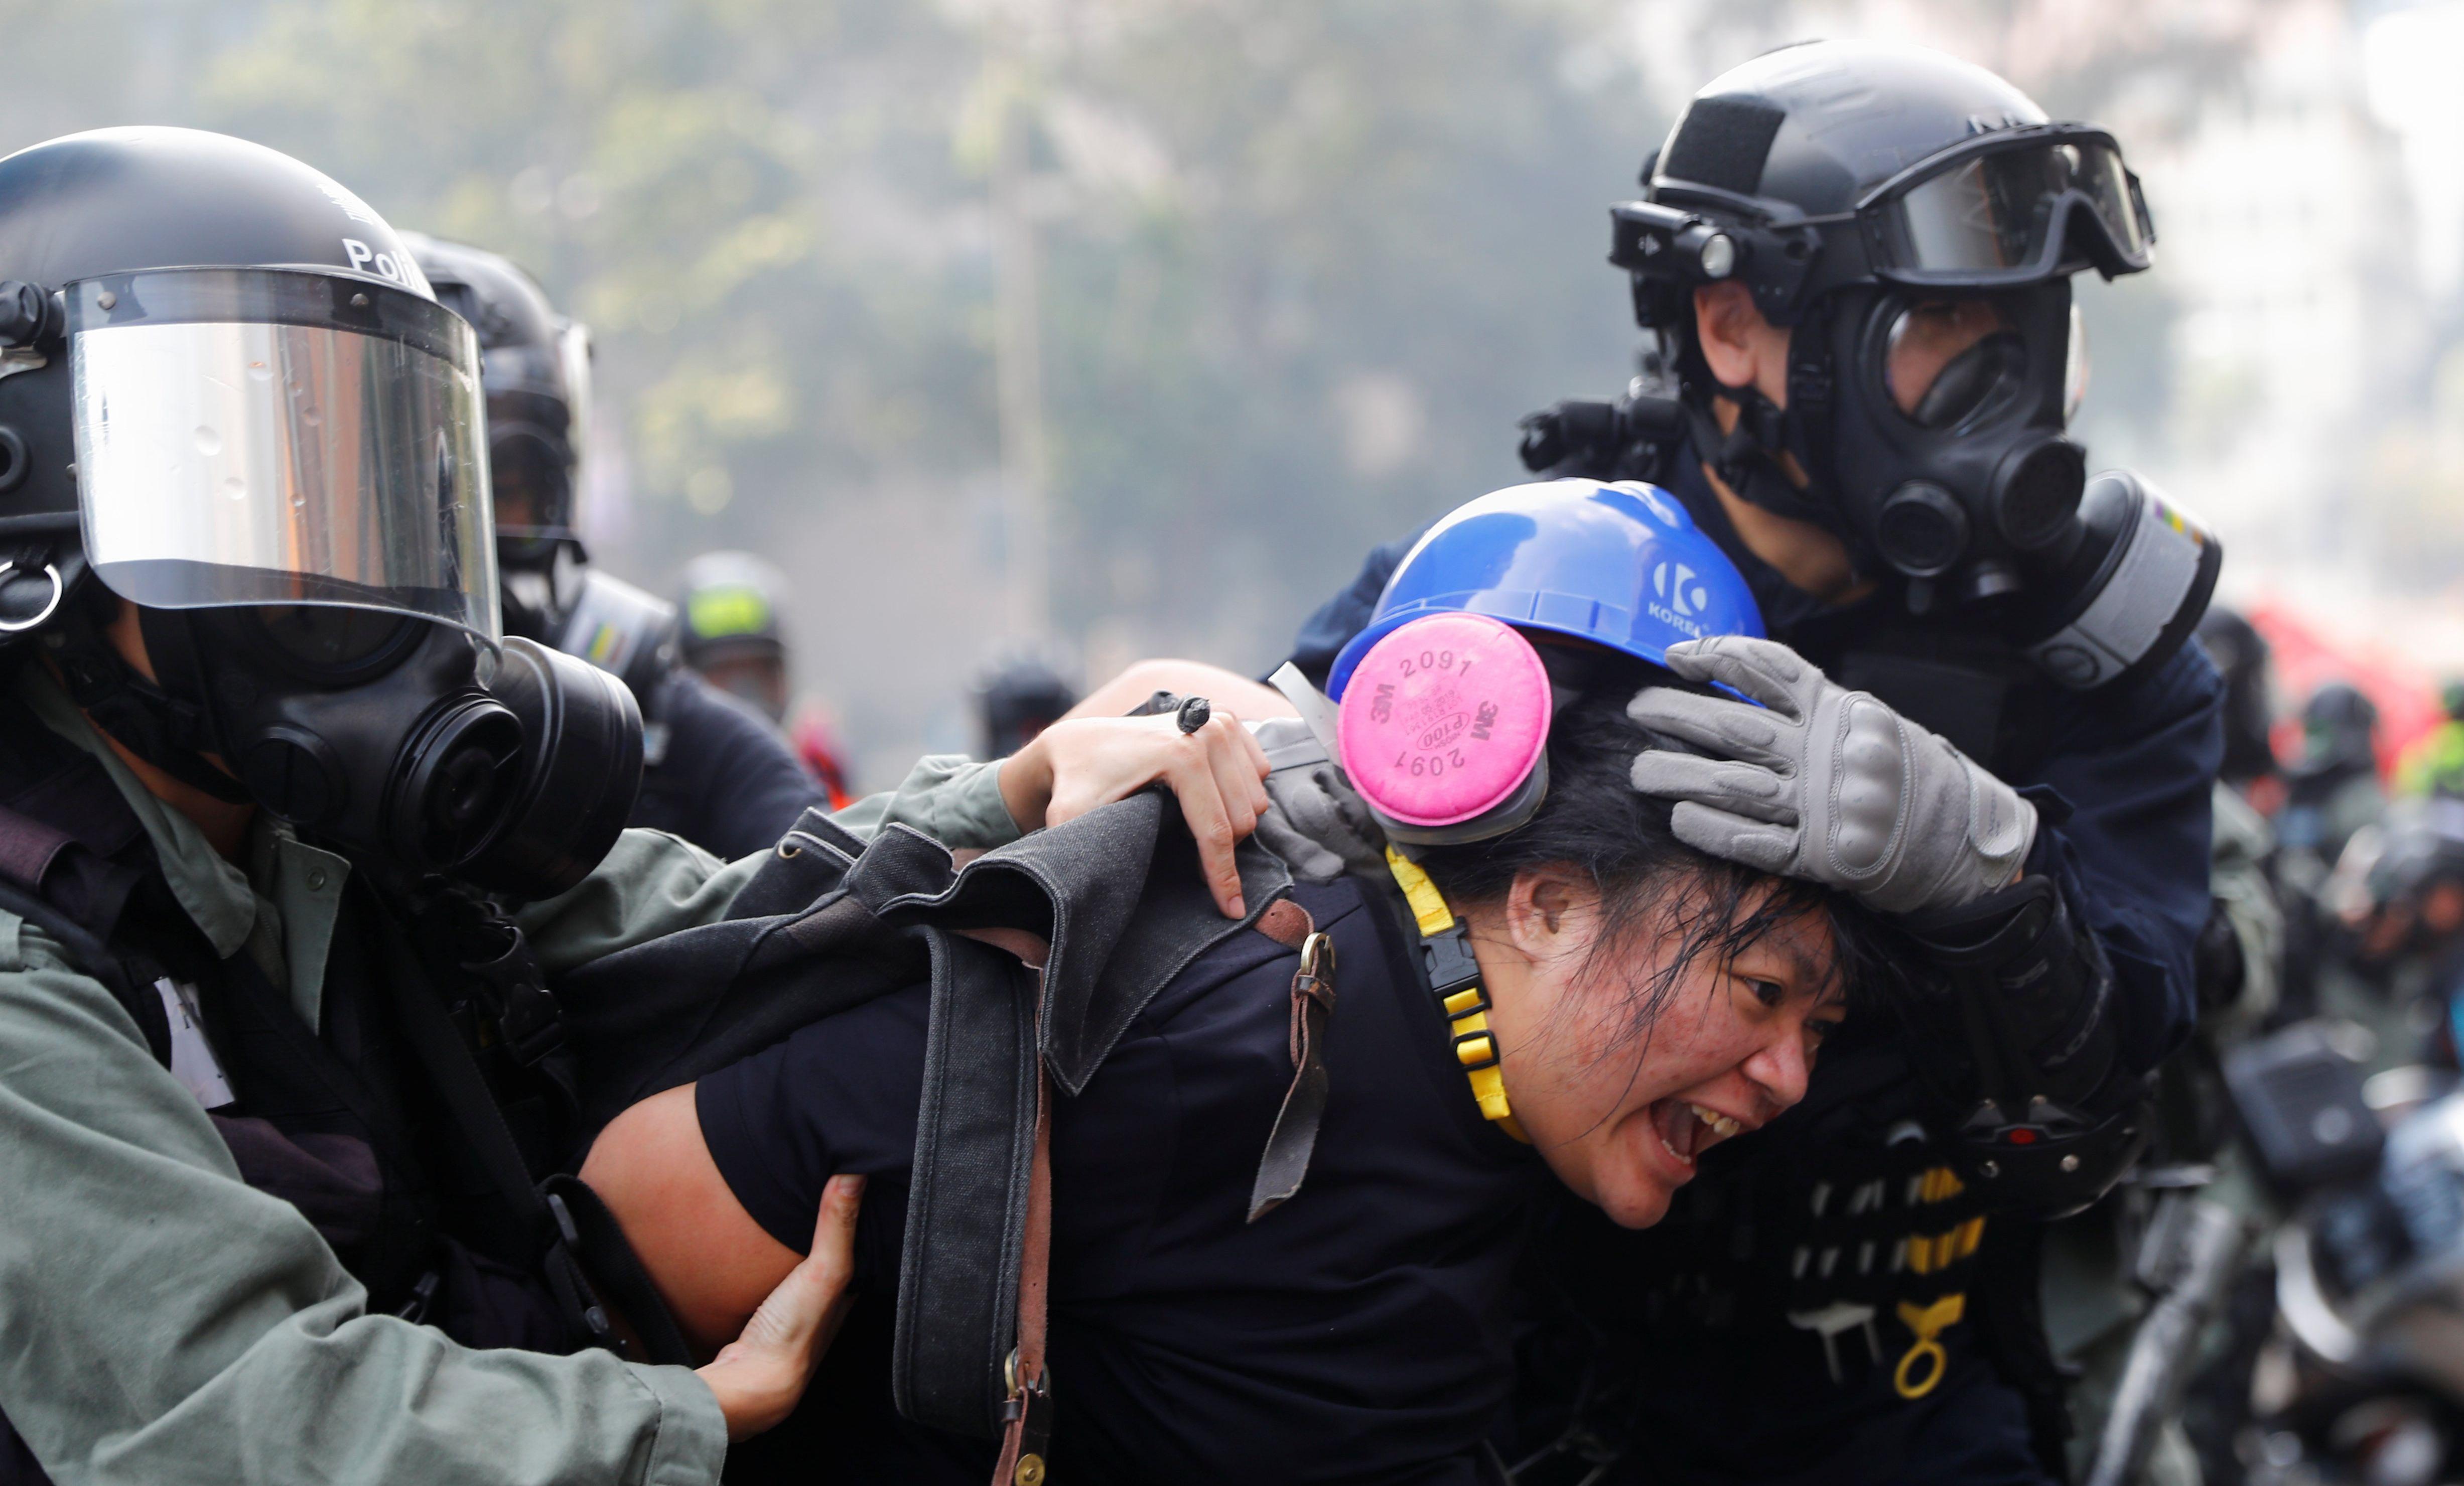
{"left": 1817, "top": 281, "right": 2084, "bottom": 606}
{"left": 133, "top": 605, "right": 641, "bottom": 899}
{"left": 1697, "top": 279, "right": 2218, "bottom": 691}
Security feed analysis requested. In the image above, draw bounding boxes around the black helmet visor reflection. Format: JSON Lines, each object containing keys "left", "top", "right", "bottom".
{"left": 1863, "top": 126, "right": 2153, "bottom": 287}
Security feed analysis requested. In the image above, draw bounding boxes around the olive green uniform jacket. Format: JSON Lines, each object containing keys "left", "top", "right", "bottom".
{"left": 0, "top": 666, "right": 1019, "bottom": 1485}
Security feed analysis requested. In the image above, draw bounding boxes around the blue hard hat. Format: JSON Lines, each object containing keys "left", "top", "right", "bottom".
{"left": 1326, "top": 478, "right": 1763, "bottom": 701}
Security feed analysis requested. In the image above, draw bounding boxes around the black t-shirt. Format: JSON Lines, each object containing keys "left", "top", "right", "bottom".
{"left": 630, "top": 668, "right": 826, "bottom": 861}
{"left": 697, "top": 878, "right": 1544, "bottom": 1483}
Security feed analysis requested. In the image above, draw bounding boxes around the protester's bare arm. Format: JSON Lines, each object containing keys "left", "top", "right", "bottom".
{"left": 1066, "top": 658, "right": 1299, "bottom": 723}
{"left": 582, "top": 1086, "right": 809, "bottom": 1364}
{"left": 694, "top": 1172, "right": 865, "bottom": 1440}
{"left": 575, "top": 1086, "right": 861, "bottom": 1439}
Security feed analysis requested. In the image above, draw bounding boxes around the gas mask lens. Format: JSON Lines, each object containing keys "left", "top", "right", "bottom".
{"left": 252, "top": 603, "right": 420, "bottom": 677}
{"left": 1884, "top": 300, "right": 2024, "bottom": 429}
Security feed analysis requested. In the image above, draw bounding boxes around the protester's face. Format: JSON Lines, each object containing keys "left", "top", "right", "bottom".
{"left": 1488, "top": 878, "right": 1844, "bottom": 1230}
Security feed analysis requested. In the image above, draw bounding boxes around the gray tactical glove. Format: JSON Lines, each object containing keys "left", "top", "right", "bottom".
{"left": 1251, "top": 717, "right": 1387, "bottom": 883}
{"left": 1626, "top": 635, "right": 2036, "bottom": 914}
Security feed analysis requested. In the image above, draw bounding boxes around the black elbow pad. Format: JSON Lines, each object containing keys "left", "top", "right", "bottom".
{"left": 1900, "top": 874, "right": 2150, "bottom": 1215}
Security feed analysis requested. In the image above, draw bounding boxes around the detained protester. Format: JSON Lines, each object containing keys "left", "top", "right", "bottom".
{"left": 1281, "top": 42, "right": 2223, "bottom": 1484}
{"left": 577, "top": 482, "right": 1885, "bottom": 1484}
{"left": 0, "top": 127, "right": 1276, "bottom": 1485}
{"left": 404, "top": 234, "right": 825, "bottom": 863}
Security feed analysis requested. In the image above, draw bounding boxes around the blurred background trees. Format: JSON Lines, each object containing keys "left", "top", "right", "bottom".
{"left": 5, "top": 0, "right": 2460, "bottom": 777}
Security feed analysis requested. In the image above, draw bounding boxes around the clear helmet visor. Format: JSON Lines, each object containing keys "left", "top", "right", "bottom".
{"left": 70, "top": 267, "right": 500, "bottom": 643}
{"left": 559, "top": 318, "right": 593, "bottom": 504}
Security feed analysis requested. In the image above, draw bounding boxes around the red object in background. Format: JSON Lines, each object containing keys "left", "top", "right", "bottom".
{"left": 2246, "top": 598, "right": 2445, "bottom": 778}
{"left": 789, "top": 701, "right": 855, "bottom": 810}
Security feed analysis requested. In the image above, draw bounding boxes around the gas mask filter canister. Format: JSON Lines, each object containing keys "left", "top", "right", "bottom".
{"left": 1336, "top": 612, "right": 1554, "bottom": 846}
{"left": 2016, "top": 470, "right": 2222, "bottom": 692}
{"left": 140, "top": 606, "right": 643, "bottom": 900}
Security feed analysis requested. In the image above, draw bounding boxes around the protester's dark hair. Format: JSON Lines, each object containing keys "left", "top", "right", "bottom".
{"left": 1411, "top": 649, "right": 1889, "bottom": 1048}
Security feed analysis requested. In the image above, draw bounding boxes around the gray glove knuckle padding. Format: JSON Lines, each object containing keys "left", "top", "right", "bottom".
{"left": 1823, "top": 695, "right": 1911, "bottom": 881}
{"left": 1633, "top": 638, "right": 2037, "bottom": 914}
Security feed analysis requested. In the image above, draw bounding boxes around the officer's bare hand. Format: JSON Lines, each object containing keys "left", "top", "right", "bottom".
{"left": 999, "top": 713, "right": 1273, "bottom": 918}
{"left": 695, "top": 1173, "right": 864, "bottom": 1441}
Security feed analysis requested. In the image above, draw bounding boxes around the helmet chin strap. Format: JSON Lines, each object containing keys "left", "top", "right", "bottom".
{"left": 1678, "top": 290, "right": 1860, "bottom": 544}
{"left": 46, "top": 604, "right": 254, "bottom": 805}
{"left": 1681, "top": 390, "right": 1842, "bottom": 536}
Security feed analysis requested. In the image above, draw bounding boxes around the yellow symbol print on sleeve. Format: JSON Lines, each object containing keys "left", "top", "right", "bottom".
{"left": 1893, "top": 1293, "right": 1967, "bottom": 1400}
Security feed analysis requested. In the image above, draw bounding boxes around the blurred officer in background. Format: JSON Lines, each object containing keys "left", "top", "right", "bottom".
{"left": 405, "top": 235, "right": 825, "bottom": 862}
{"left": 973, "top": 652, "right": 1079, "bottom": 761}
{"left": 2197, "top": 606, "right": 2280, "bottom": 799}
{"left": 674, "top": 549, "right": 855, "bottom": 807}
{"left": 2397, "top": 680, "right": 2464, "bottom": 801}
{"left": 2280, "top": 683, "right": 2385, "bottom": 865}
{"left": 2336, "top": 797, "right": 2464, "bottom": 1050}
{"left": 2273, "top": 683, "right": 2385, "bottom": 1027}
{"left": 2303, "top": 795, "right": 2464, "bottom": 1063}
{"left": 677, "top": 550, "right": 792, "bottom": 724}
{"left": 1284, "top": 40, "right": 2222, "bottom": 1486}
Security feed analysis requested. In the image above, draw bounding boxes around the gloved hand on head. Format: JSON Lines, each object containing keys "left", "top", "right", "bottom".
{"left": 1626, "top": 635, "right": 2036, "bottom": 915}
{"left": 1251, "top": 718, "right": 1387, "bottom": 884}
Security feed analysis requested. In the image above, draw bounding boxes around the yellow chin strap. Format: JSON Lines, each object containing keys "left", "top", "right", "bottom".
{"left": 1385, "top": 847, "right": 1530, "bottom": 1144}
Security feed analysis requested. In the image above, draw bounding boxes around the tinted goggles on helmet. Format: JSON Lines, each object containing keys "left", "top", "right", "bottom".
{"left": 1617, "top": 125, "right": 2154, "bottom": 316}
{"left": 1860, "top": 125, "right": 2153, "bottom": 287}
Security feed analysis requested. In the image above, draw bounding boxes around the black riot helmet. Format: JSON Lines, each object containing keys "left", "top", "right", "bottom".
{"left": 2292, "top": 683, "right": 2380, "bottom": 787}
{"left": 0, "top": 128, "right": 638, "bottom": 898}
{"left": 1602, "top": 41, "right": 2218, "bottom": 690}
{"left": 400, "top": 233, "right": 594, "bottom": 642}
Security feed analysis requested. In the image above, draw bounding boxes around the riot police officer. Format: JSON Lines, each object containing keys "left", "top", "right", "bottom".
{"left": 0, "top": 126, "right": 1273, "bottom": 1484}
{"left": 674, "top": 549, "right": 858, "bottom": 804}
{"left": 677, "top": 550, "right": 793, "bottom": 724}
{"left": 973, "top": 653, "right": 1079, "bottom": 760}
{"left": 1285, "top": 41, "right": 2222, "bottom": 1484}
{"left": 405, "top": 234, "right": 825, "bottom": 861}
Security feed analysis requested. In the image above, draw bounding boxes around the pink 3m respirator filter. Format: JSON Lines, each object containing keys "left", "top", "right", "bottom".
{"left": 1336, "top": 612, "right": 1553, "bottom": 845}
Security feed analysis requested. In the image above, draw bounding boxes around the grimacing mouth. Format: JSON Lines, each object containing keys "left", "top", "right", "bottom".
{"left": 1647, "top": 1096, "right": 1754, "bottom": 1170}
